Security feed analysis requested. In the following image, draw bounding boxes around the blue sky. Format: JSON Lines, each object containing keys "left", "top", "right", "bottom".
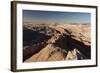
{"left": 23, "top": 10, "right": 91, "bottom": 24}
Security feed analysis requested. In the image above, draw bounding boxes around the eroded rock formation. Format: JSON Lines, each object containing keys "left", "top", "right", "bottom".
{"left": 23, "top": 23, "right": 91, "bottom": 62}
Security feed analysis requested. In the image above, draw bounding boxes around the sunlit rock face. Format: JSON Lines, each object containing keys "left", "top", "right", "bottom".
{"left": 23, "top": 23, "right": 91, "bottom": 62}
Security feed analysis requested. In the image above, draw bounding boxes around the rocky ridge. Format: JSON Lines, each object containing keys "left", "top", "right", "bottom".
{"left": 23, "top": 23, "right": 91, "bottom": 62}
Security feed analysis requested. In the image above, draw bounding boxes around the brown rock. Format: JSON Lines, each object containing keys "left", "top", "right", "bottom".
{"left": 23, "top": 23, "right": 91, "bottom": 62}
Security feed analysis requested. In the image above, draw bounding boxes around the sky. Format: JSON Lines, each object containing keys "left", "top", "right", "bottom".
{"left": 23, "top": 10, "right": 91, "bottom": 24}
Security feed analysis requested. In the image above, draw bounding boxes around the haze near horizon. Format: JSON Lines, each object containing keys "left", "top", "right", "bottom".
{"left": 23, "top": 10, "right": 91, "bottom": 24}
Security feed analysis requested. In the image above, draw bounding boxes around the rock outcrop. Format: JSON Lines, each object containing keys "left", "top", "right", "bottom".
{"left": 23, "top": 23, "right": 91, "bottom": 62}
